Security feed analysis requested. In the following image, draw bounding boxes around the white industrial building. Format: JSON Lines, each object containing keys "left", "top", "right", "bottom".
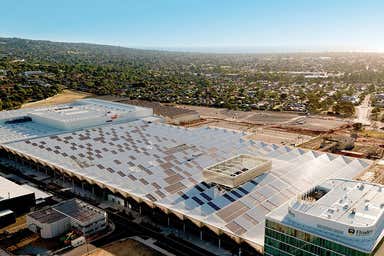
{"left": 0, "top": 176, "right": 35, "bottom": 214}
{"left": 27, "top": 198, "right": 107, "bottom": 239}
{"left": 28, "top": 99, "right": 153, "bottom": 130}
{"left": 0, "top": 98, "right": 152, "bottom": 143}
{"left": 27, "top": 208, "right": 71, "bottom": 238}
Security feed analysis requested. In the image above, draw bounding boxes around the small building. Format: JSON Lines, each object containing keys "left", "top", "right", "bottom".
{"left": 265, "top": 179, "right": 384, "bottom": 256}
{"left": 162, "top": 108, "right": 200, "bottom": 125}
{"left": 53, "top": 199, "right": 107, "bottom": 236}
{"left": 23, "top": 71, "right": 44, "bottom": 77}
{"left": 27, "top": 208, "right": 70, "bottom": 238}
{"left": 0, "top": 176, "right": 35, "bottom": 214}
{"left": 27, "top": 199, "right": 107, "bottom": 239}
{"left": 341, "top": 95, "right": 359, "bottom": 104}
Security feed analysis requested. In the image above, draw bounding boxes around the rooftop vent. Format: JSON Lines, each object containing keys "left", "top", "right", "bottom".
{"left": 203, "top": 154, "right": 271, "bottom": 188}
{"left": 300, "top": 186, "right": 330, "bottom": 202}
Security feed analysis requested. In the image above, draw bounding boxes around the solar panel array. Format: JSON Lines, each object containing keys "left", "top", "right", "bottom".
{"left": 53, "top": 199, "right": 105, "bottom": 224}
{"left": 4, "top": 119, "right": 371, "bottom": 247}
{"left": 28, "top": 208, "right": 67, "bottom": 224}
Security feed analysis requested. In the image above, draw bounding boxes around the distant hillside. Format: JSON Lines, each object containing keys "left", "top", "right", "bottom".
{"left": 0, "top": 37, "right": 184, "bottom": 66}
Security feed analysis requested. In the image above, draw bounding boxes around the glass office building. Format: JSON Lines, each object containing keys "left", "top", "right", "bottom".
{"left": 264, "top": 179, "right": 384, "bottom": 256}
{"left": 264, "top": 220, "right": 370, "bottom": 256}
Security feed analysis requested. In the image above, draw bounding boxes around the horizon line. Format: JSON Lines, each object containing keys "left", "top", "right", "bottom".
{"left": 2, "top": 36, "right": 384, "bottom": 54}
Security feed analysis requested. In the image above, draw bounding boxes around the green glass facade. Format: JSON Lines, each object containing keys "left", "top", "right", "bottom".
{"left": 264, "top": 220, "right": 370, "bottom": 256}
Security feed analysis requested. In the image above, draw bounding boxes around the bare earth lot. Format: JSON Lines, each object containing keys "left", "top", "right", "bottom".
{"left": 179, "top": 105, "right": 300, "bottom": 125}
{"left": 77, "top": 239, "right": 163, "bottom": 256}
{"left": 21, "top": 90, "right": 93, "bottom": 109}
{"left": 245, "top": 128, "right": 313, "bottom": 146}
{"left": 280, "top": 116, "right": 350, "bottom": 132}
{"left": 179, "top": 105, "right": 349, "bottom": 133}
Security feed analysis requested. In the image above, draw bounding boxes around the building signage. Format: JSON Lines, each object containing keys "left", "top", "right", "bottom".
{"left": 316, "top": 224, "right": 373, "bottom": 237}
{"left": 356, "top": 229, "right": 373, "bottom": 236}
{"left": 317, "top": 224, "right": 343, "bottom": 235}
{"left": 347, "top": 227, "right": 373, "bottom": 237}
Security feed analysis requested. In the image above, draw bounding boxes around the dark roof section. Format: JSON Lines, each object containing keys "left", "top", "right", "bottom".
{"left": 28, "top": 208, "right": 67, "bottom": 224}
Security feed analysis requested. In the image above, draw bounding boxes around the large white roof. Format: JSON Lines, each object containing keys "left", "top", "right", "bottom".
{"left": 292, "top": 179, "right": 384, "bottom": 227}
{"left": 0, "top": 176, "right": 34, "bottom": 202}
{"left": 0, "top": 99, "right": 152, "bottom": 143}
{"left": 1, "top": 119, "right": 372, "bottom": 250}
{"left": 29, "top": 98, "right": 144, "bottom": 123}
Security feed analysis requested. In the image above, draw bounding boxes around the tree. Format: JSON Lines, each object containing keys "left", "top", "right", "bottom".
{"left": 352, "top": 122, "right": 363, "bottom": 131}
{"left": 333, "top": 102, "right": 355, "bottom": 117}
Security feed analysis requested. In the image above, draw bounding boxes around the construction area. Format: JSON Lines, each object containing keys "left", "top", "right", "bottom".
{"left": 300, "top": 129, "right": 384, "bottom": 160}
{"left": 178, "top": 105, "right": 349, "bottom": 132}
{"left": 63, "top": 238, "right": 164, "bottom": 256}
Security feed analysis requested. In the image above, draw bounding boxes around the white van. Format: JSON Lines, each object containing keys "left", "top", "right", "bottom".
{"left": 71, "top": 236, "right": 86, "bottom": 247}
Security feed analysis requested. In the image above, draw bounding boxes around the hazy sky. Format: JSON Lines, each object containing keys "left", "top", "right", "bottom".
{"left": 2, "top": 0, "right": 384, "bottom": 52}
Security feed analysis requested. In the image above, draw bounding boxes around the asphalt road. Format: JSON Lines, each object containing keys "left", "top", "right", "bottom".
{"left": 354, "top": 94, "right": 372, "bottom": 125}
{"left": 93, "top": 211, "right": 217, "bottom": 256}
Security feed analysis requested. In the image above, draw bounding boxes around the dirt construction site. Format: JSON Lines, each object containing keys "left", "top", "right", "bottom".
{"left": 180, "top": 105, "right": 350, "bottom": 132}
{"left": 177, "top": 105, "right": 352, "bottom": 147}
